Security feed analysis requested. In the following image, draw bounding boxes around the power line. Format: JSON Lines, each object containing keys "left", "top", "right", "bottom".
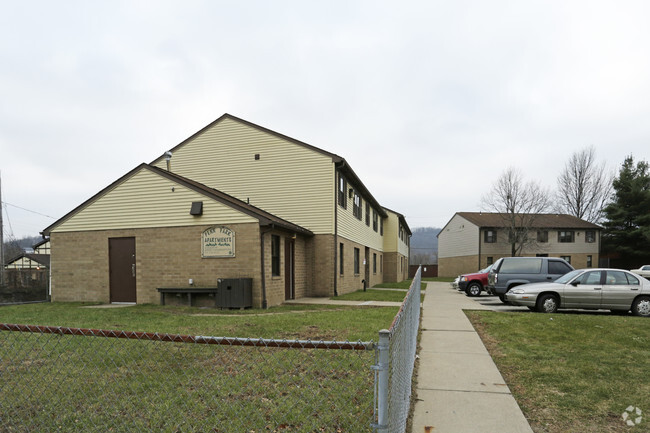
{"left": 4, "top": 202, "right": 56, "bottom": 219}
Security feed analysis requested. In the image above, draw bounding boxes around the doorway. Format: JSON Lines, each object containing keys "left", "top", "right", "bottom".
{"left": 109, "top": 237, "right": 136, "bottom": 303}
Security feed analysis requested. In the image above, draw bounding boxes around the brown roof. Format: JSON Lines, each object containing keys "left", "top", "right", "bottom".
{"left": 5, "top": 253, "right": 50, "bottom": 268}
{"left": 456, "top": 212, "right": 602, "bottom": 229}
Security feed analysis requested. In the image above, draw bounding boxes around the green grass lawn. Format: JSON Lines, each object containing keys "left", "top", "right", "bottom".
{"left": 373, "top": 278, "right": 427, "bottom": 290}
{"left": 332, "top": 288, "right": 424, "bottom": 303}
{"left": 0, "top": 302, "right": 398, "bottom": 342}
{"left": 0, "top": 302, "right": 399, "bottom": 432}
{"left": 466, "top": 310, "right": 650, "bottom": 433}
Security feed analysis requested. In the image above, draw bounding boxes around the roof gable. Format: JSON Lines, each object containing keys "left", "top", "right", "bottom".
{"left": 43, "top": 164, "right": 312, "bottom": 236}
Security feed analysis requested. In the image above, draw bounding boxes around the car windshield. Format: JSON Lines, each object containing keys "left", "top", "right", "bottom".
{"left": 555, "top": 269, "right": 583, "bottom": 284}
{"left": 479, "top": 264, "right": 493, "bottom": 273}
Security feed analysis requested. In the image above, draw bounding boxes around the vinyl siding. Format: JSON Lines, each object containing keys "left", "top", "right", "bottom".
{"left": 6, "top": 257, "right": 42, "bottom": 269}
{"left": 481, "top": 229, "right": 600, "bottom": 256}
{"left": 382, "top": 210, "right": 409, "bottom": 256}
{"left": 337, "top": 197, "right": 383, "bottom": 251}
{"left": 52, "top": 168, "right": 257, "bottom": 233}
{"left": 152, "top": 117, "right": 334, "bottom": 234}
{"left": 438, "top": 214, "right": 480, "bottom": 258}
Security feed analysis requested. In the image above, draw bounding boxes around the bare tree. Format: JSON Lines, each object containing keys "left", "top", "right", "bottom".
{"left": 556, "top": 146, "right": 613, "bottom": 223}
{"left": 481, "top": 167, "right": 551, "bottom": 256}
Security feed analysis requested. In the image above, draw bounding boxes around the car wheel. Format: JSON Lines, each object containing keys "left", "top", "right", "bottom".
{"left": 465, "top": 282, "right": 482, "bottom": 297}
{"left": 498, "top": 294, "right": 509, "bottom": 304}
{"left": 536, "top": 294, "right": 559, "bottom": 313}
{"left": 527, "top": 306, "right": 536, "bottom": 311}
{"left": 632, "top": 296, "right": 650, "bottom": 317}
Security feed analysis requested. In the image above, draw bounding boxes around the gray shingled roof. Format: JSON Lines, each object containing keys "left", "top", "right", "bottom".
{"left": 456, "top": 212, "right": 602, "bottom": 229}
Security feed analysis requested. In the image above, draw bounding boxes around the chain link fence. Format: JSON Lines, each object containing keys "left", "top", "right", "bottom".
{"left": 374, "top": 267, "right": 422, "bottom": 433}
{"left": 0, "top": 268, "right": 422, "bottom": 432}
{"left": 0, "top": 268, "right": 49, "bottom": 304}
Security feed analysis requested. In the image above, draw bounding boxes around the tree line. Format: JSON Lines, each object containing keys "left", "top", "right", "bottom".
{"left": 482, "top": 146, "right": 650, "bottom": 267}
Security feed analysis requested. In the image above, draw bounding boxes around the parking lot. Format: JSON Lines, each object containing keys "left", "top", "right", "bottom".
{"left": 456, "top": 288, "right": 619, "bottom": 315}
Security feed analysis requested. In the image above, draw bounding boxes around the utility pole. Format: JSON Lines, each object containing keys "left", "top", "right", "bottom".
{"left": 0, "top": 171, "right": 4, "bottom": 287}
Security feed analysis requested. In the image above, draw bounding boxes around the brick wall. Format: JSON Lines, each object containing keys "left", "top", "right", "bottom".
{"left": 51, "top": 223, "right": 265, "bottom": 306}
{"left": 312, "top": 234, "right": 335, "bottom": 297}
{"left": 438, "top": 255, "right": 480, "bottom": 278}
{"left": 383, "top": 252, "right": 408, "bottom": 283}
{"left": 334, "top": 237, "right": 383, "bottom": 295}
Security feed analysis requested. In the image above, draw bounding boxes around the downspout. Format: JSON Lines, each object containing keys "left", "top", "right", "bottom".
{"left": 334, "top": 165, "right": 342, "bottom": 297}
{"left": 478, "top": 227, "right": 482, "bottom": 270}
{"left": 260, "top": 224, "right": 274, "bottom": 309}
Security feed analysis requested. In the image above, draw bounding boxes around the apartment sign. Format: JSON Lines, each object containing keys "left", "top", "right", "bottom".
{"left": 202, "top": 226, "right": 235, "bottom": 258}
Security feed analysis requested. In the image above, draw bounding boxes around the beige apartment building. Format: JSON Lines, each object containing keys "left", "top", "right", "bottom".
{"left": 43, "top": 114, "right": 411, "bottom": 307}
{"left": 438, "top": 212, "right": 601, "bottom": 277}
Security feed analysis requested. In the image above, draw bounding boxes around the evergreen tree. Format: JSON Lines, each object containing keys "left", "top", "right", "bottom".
{"left": 602, "top": 156, "right": 650, "bottom": 260}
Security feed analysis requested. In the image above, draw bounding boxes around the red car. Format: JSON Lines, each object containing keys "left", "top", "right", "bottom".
{"left": 457, "top": 265, "right": 493, "bottom": 297}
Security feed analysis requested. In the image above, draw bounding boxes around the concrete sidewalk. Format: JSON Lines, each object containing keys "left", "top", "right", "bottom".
{"left": 410, "top": 282, "right": 534, "bottom": 433}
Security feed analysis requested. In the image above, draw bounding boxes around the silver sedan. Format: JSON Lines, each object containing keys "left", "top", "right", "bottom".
{"left": 505, "top": 268, "right": 650, "bottom": 316}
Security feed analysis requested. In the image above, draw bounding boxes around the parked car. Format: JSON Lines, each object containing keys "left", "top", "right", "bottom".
{"left": 505, "top": 268, "right": 650, "bottom": 316}
{"left": 631, "top": 265, "right": 650, "bottom": 279}
{"left": 487, "top": 257, "right": 574, "bottom": 303}
{"left": 458, "top": 265, "right": 493, "bottom": 297}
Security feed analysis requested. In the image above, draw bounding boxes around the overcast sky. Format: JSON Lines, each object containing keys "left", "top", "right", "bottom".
{"left": 1, "top": 1, "right": 649, "bottom": 240}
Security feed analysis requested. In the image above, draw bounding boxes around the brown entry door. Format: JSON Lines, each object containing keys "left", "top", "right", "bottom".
{"left": 109, "top": 237, "right": 136, "bottom": 303}
{"left": 284, "top": 239, "right": 295, "bottom": 300}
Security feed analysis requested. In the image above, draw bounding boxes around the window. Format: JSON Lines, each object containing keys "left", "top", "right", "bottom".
{"left": 373, "top": 210, "right": 378, "bottom": 232}
{"left": 537, "top": 231, "right": 548, "bottom": 243}
{"left": 587, "top": 255, "right": 593, "bottom": 268}
{"left": 365, "top": 203, "right": 370, "bottom": 226}
{"left": 339, "top": 243, "right": 344, "bottom": 275}
{"left": 558, "top": 231, "right": 575, "bottom": 243}
{"left": 550, "top": 260, "right": 573, "bottom": 274}
{"left": 380, "top": 255, "right": 383, "bottom": 272}
{"left": 605, "top": 271, "right": 639, "bottom": 285}
{"left": 354, "top": 248, "right": 360, "bottom": 274}
{"left": 487, "top": 257, "right": 494, "bottom": 266}
{"left": 500, "top": 258, "right": 542, "bottom": 274}
{"left": 353, "top": 193, "right": 362, "bottom": 220}
{"left": 373, "top": 253, "right": 377, "bottom": 274}
{"left": 380, "top": 218, "right": 383, "bottom": 235}
{"left": 484, "top": 230, "right": 496, "bottom": 243}
{"left": 585, "top": 230, "right": 596, "bottom": 243}
{"left": 338, "top": 175, "right": 347, "bottom": 209}
{"left": 576, "top": 271, "right": 602, "bottom": 285}
{"left": 271, "top": 235, "right": 281, "bottom": 276}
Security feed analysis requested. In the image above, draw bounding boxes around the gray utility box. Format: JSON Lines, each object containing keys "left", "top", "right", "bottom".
{"left": 217, "top": 278, "right": 253, "bottom": 308}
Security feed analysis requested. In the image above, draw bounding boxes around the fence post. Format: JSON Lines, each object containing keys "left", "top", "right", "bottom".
{"left": 376, "top": 329, "right": 390, "bottom": 432}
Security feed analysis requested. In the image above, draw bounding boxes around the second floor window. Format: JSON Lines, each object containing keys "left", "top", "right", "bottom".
{"left": 484, "top": 230, "right": 496, "bottom": 243}
{"left": 365, "top": 203, "right": 370, "bottom": 226}
{"left": 373, "top": 211, "right": 378, "bottom": 232}
{"left": 338, "top": 176, "right": 347, "bottom": 209}
{"left": 353, "top": 193, "right": 362, "bottom": 220}
{"left": 558, "top": 231, "right": 575, "bottom": 243}
{"left": 537, "top": 231, "right": 548, "bottom": 243}
{"left": 585, "top": 230, "right": 596, "bottom": 243}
